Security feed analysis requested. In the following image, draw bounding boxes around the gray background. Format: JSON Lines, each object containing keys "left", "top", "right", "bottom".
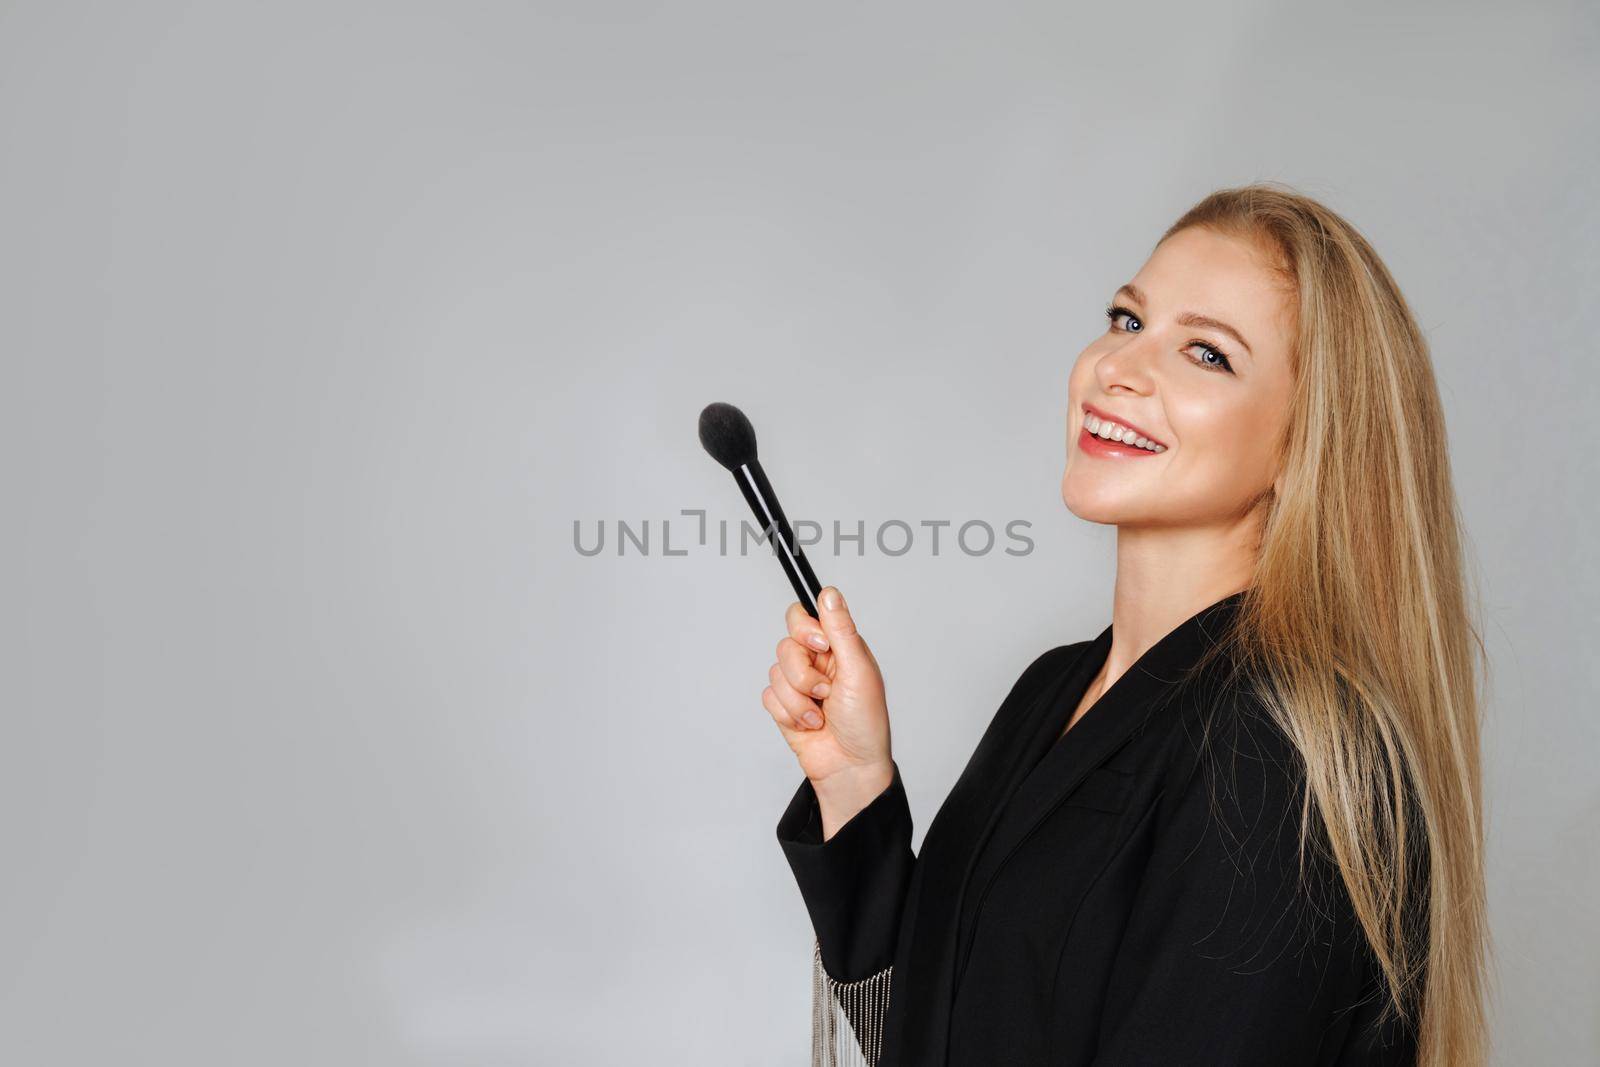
{"left": 4, "top": 1, "right": 1595, "bottom": 1064}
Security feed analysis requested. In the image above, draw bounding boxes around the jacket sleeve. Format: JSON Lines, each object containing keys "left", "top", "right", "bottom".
{"left": 776, "top": 759, "right": 914, "bottom": 1065}
{"left": 1090, "top": 699, "right": 1392, "bottom": 1065}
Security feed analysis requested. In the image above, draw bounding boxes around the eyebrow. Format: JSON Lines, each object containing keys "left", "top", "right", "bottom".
{"left": 1114, "top": 283, "right": 1254, "bottom": 359}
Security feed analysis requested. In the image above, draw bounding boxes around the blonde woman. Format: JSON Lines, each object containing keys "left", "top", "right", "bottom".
{"left": 764, "top": 183, "right": 1490, "bottom": 1066}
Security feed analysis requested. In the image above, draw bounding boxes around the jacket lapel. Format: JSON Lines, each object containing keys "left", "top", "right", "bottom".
{"left": 895, "top": 637, "right": 1104, "bottom": 1065}
{"left": 948, "top": 591, "right": 1247, "bottom": 994}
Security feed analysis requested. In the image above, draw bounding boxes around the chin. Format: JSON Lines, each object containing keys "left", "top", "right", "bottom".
{"left": 1060, "top": 474, "right": 1130, "bottom": 526}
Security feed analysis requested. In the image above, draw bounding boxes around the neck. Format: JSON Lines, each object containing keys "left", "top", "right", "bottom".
{"left": 1096, "top": 520, "right": 1256, "bottom": 696}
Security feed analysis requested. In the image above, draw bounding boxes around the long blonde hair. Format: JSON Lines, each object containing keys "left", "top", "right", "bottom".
{"left": 1172, "top": 182, "right": 1492, "bottom": 1066}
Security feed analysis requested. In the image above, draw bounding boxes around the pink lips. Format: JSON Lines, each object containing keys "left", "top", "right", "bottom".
{"left": 1077, "top": 405, "right": 1168, "bottom": 459}
{"left": 1082, "top": 403, "right": 1165, "bottom": 447}
{"left": 1077, "top": 425, "right": 1162, "bottom": 458}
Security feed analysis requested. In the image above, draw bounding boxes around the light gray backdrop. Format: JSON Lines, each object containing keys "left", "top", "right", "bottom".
{"left": 4, "top": 1, "right": 1595, "bottom": 1064}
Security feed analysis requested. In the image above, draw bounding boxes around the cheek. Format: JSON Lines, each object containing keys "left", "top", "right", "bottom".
{"left": 1180, "top": 402, "right": 1280, "bottom": 490}
{"left": 1066, "top": 351, "right": 1097, "bottom": 401}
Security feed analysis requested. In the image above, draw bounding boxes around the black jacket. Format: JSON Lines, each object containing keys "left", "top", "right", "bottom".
{"left": 776, "top": 591, "right": 1419, "bottom": 1065}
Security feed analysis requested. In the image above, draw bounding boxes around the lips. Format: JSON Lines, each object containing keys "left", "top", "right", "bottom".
{"left": 1082, "top": 403, "right": 1167, "bottom": 448}
{"left": 1077, "top": 425, "right": 1161, "bottom": 458}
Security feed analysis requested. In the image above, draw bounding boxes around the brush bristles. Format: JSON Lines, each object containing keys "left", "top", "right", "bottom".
{"left": 698, "top": 402, "right": 758, "bottom": 469}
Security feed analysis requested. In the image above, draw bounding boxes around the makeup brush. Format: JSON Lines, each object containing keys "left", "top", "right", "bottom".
{"left": 698, "top": 402, "right": 825, "bottom": 618}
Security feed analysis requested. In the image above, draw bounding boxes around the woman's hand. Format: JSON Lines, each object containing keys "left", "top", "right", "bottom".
{"left": 762, "top": 587, "right": 893, "bottom": 834}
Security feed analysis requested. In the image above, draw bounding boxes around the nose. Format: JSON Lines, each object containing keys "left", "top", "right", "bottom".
{"left": 1093, "top": 332, "right": 1159, "bottom": 397}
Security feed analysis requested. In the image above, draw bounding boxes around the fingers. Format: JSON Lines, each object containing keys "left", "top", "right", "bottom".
{"left": 786, "top": 600, "right": 830, "bottom": 654}
{"left": 762, "top": 683, "right": 802, "bottom": 731}
{"left": 764, "top": 596, "right": 847, "bottom": 737}
{"left": 816, "top": 586, "right": 871, "bottom": 670}
{"left": 776, "top": 635, "right": 831, "bottom": 701}
{"left": 765, "top": 661, "right": 824, "bottom": 730}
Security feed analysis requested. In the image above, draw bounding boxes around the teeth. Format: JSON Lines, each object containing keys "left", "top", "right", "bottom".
{"left": 1084, "top": 412, "right": 1165, "bottom": 452}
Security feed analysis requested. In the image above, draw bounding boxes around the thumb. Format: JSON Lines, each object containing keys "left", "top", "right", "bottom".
{"left": 816, "top": 587, "right": 870, "bottom": 672}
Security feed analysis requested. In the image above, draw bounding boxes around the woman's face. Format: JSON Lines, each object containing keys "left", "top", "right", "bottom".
{"left": 1061, "top": 225, "right": 1297, "bottom": 529}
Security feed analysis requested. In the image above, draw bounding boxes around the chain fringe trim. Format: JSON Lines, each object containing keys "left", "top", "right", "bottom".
{"left": 810, "top": 936, "right": 892, "bottom": 1066}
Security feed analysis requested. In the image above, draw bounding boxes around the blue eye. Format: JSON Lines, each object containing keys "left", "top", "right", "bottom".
{"left": 1103, "top": 304, "right": 1236, "bottom": 375}
{"left": 1186, "top": 342, "right": 1235, "bottom": 373}
{"left": 1104, "top": 304, "right": 1141, "bottom": 332}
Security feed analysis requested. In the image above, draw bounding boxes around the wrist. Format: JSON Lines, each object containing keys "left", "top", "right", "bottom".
{"left": 812, "top": 760, "right": 895, "bottom": 841}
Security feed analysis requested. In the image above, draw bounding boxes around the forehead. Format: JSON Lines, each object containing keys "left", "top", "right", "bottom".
{"left": 1132, "top": 227, "right": 1296, "bottom": 353}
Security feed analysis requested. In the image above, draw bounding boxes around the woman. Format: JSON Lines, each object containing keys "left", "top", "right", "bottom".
{"left": 761, "top": 184, "right": 1491, "bottom": 1066}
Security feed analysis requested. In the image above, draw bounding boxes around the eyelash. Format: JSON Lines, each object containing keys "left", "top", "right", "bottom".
{"left": 1103, "top": 304, "right": 1235, "bottom": 375}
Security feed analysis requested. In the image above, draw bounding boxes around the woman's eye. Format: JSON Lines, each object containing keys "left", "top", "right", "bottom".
{"left": 1186, "top": 343, "right": 1235, "bottom": 374}
{"left": 1104, "top": 305, "right": 1141, "bottom": 331}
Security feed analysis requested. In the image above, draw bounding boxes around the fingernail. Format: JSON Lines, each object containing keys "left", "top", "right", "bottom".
{"left": 811, "top": 682, "right": 830, "bottom": 699}
{"left": 821, "top": 589, "right": 839, "bottom": 610}
{"left": 807, "top": 633, "right": 829, "bottom": 651}
{"left": 802, "top": 710, "right": 823, "bottom": 729}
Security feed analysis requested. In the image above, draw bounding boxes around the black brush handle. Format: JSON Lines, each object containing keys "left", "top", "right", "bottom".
{"left": 732, "top": 459, "right": 824, "bottom": 619}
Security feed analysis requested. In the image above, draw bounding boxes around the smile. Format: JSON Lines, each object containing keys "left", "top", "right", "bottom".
{"left": 1078, "top": 404, "right": 1168, "bottom": 457}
